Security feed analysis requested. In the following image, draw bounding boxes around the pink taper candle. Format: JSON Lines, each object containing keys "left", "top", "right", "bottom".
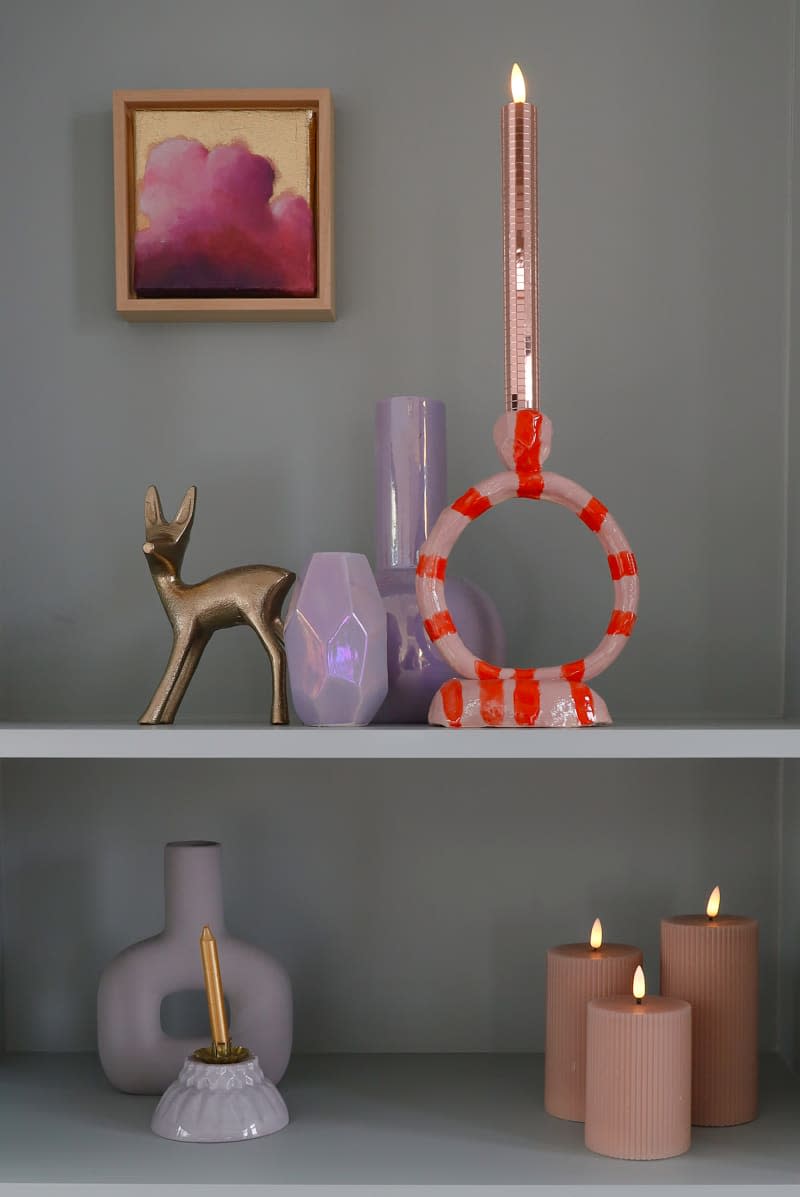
{"left": 502, "top": 63, "right": 539, "bottom": 412}
{"left": 545, "top": 920, "right": 642, "bottom": 1121}
{"left": 660, "top": 886, "right": 758, "bottom": 1126}
{"left": 585, "top": 966, "right": 692, "bottom": 1160}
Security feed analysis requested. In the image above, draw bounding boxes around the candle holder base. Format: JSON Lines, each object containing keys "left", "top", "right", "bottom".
{"left": 416, "top": 411, "right": 638, "bottom": 729}
{"left": 151, "top": 1054, "right": 289, "bottom": 1143}
{"left": 428, "top": 678, "right": 611, "bottom": 728}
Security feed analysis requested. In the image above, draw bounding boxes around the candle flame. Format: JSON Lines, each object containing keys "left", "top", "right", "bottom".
{"left": 706, "top": 885, "right": 721, "bottom": 919}
{"left": 510, "top": 63, "right": 527, "bottom": 103}
{"left": 633, "top": 965, "right": 646, "bottom": 1000}
{"left": 590, "top": 917, "right": 603, "bottom": 949}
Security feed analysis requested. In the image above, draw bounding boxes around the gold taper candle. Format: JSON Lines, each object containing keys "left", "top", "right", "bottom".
{"left": 200, "top": 924, "right": 230, "bottom": 1052}
{"left": 502, "top": 62, "right": 539, "bottom": 412}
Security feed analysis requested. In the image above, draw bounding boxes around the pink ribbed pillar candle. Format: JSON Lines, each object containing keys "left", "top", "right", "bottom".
{"left": 585, "top": 994, "right": 691, "bottom": 1160}
{"left": 660, "top": 914, "right": 758, "bottom": 1126}
{"left": 545, "top": 941, "right": 642, "bottom": 1121}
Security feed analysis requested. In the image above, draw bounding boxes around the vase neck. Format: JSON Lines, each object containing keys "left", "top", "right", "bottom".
{"left": 375, "top": 396, "right": 447, "bottom": 571}
{"left": 163, "top": 841, "right": 226, "bottom": 937}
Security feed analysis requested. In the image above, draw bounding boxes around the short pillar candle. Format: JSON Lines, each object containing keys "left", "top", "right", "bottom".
{"left": 660, "top": 886, "right": 758, "bottom": 1126}
{"left": 585, "top": 966, "right": 691, "bottom": 1160}
{"left": 545, "top": 920, "right": 642, "bottom": 1121}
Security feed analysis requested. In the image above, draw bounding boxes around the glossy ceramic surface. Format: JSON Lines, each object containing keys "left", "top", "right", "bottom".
{"left": 416, "top": 411, "right": 639, "bottom": 727}
{"left": 98, "top": 841, "right": 293, "bottom": 1094}
{"left": 373, "top": 396, "right": 505, "bottom": 723}
{"left": 285, "top": 552, "right": 388, "bottom": 726}
{"left": 151, "top": 1054, "right": 289, "bottom": 1142}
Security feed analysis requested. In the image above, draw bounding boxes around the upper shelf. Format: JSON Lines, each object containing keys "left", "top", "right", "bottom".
{"left": 1, "top": 721, "right": 800, "bottom": 759}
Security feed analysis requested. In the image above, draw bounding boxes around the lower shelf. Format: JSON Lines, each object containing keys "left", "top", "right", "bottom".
{"left": 0, "top": 1053, "right": 797, "bottom": 1190}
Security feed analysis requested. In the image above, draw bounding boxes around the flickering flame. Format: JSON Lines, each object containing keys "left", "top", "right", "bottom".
{"left": 511, "top": 63, "right": 527, "bottom": 103}
{"left": 590, "top": 918, "right": 603, "bottom": 950}
{"left": 633, "top": 965, "right": 646, "bottom": 1000}
{"left": 706, "top": 885, "right": 721, "bottom": 919}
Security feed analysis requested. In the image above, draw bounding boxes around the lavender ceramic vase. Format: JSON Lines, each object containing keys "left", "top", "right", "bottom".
{"left": 373, "top": 396, "right": 505, "bottom": 723}
{"left": 285, "top": 552, "right": 388, "bottom": 725}
{"left": 97, "top": 841, "right": 292, "bottom": 1095}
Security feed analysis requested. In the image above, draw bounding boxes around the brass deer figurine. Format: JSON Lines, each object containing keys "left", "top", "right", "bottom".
{"left": 140, "top": 485, "right": 295, "bottom": 725}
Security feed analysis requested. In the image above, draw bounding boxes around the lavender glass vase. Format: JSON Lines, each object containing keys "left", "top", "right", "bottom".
{"left": 285, "top": 552, "right": 388, "bottom": 726}
{"left": 373, "top": 396, "right": 505, "bottom": 723}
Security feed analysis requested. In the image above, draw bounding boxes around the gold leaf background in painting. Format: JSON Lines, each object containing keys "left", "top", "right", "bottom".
{"left": 134, "top": 109, "right": 313, "bottom": 231}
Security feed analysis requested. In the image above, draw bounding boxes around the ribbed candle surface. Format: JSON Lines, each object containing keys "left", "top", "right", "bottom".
{"left": 585, "top": 995, "right": 691, "bottom": 1160}
{"left": 660, "top": 915, "right": 758, "bottom": 1126}
{"left": 544, "top": 942, "right": 642, "bottom": 1121}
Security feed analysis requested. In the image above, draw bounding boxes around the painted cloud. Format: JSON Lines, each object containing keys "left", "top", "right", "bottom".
{"left": 134, "top": 137, "right": 315, "bottom": 297}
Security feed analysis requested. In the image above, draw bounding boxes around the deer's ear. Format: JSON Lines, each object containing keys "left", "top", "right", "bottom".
{"left": 144, "top": 485, "right": 166, "bottom": 531}
{"left": 174, "top": 485, "right": 197, "bottom": 528}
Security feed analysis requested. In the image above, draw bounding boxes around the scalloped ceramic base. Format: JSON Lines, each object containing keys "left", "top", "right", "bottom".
{"left": 151, "top": 1055, "right": 289, "bottom": 1143}
{"left": 428, "top": 679, "right": 611, "bottom": 728}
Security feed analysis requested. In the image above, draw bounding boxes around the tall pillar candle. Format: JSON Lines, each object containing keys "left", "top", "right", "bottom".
{"left": 545, "top": 920, "right": 642, "bottom": 1121}
{"left": 585, "top": 966, "right": 691, "bottom": 1160}
{"left": 660, "top": 887, "right": 758, "bottom": 1126}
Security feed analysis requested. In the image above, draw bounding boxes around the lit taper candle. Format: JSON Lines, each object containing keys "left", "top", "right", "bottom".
{"left": 502, "top": 63, "right": 539, "bottom": 411}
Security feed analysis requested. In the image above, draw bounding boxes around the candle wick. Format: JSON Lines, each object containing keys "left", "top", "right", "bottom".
{"left": 635, "top": 997, "right": 643, "bottom": 1006}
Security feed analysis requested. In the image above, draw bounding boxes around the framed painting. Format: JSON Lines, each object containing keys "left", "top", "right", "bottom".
{"left": 113, "top": 89, "right": 334, "bottom": 321}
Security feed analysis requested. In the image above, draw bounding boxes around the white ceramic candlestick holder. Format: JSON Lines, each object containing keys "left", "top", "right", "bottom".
{"left": 151, "top": 1051, "right": 289, "bottom": 1143}
{"left": 415, "top": 409, "right": 639, "bottom": 727}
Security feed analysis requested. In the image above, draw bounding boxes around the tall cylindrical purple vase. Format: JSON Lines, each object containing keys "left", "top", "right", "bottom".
{"left": 373, "top": 396, "right": 506, "bottom": 723}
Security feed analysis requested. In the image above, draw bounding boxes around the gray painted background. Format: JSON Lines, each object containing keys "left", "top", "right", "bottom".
{"left": 1, "top": 759, "right": 780, "bottom": 1052}
{"left": 0, "top": 0, "right": 798, "bottom": 1057}
{"left": 0, "top": 0, "right": 793, "bottom": 723}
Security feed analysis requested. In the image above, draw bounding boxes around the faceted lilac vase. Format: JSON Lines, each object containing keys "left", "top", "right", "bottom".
{"left": 373, "top": 396, "right": 505, "bottom": 723}
{"left": 285, "top": 552, "right": 388, "bottom": 726}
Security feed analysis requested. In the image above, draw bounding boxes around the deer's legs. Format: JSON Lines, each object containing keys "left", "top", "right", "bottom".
{"left": 140, "top": 626, "right": 200, "bottom": 725}
{"left": 160, "top": 630, "right": 211, "bottom": 724}
{"left": 245, "top": 611, "right": 290, "bottom": 725}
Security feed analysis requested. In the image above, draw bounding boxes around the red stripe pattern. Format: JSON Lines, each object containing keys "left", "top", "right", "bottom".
{"left": 440, "top": 679, "right": 463, "bottom": 728}
{"left": 452, "top": 488, "right": 492, "bottom": 520}
{"left": 580, "top": 497, "right": 608, "bottom": 532}
{"left": 416, "top": 554, "right": 447, "bottom": 580}
{"left": 513, "top": 679, "right": 541, "bottom": 725}
{"left": 607, "top": 610, "right": 637, "bottom": 636}
{"left": 608, "top": 551, "right": 638, "bottom": 580}
{"left": 517, "top": 472, "right": 545, "bottom": 499}
{"left": 423, "top": 610, "right": 456, "bottom": 642}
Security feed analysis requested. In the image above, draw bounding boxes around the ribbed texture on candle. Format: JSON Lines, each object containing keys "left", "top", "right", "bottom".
{"left": 544, "top": 945, "right": 641, "bottom": 1121}
{"left": 660, "top": 917, "right": 758, "bottom": 1126}
{"left": 585, "top": 999, "right": 691, "bottom": 1160}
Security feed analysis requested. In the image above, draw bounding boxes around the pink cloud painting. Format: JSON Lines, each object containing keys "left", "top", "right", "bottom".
{"left": 134, "top": 138, "right": 316, "bottom": 298}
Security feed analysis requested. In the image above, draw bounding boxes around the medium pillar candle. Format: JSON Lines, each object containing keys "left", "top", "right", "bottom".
{"left": 545, "top": 920, "right": 642, "bottom": 1121}
{"left": 585, "top": 967, "right": 691, "bottom": 1160}
{"left": 660, "top": 887, "right": 758, "bottom": 1126}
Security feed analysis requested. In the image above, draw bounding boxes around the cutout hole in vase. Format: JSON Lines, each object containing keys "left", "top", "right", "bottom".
{"left": 160, "top": 990, "right": 231, "bottom": 1039}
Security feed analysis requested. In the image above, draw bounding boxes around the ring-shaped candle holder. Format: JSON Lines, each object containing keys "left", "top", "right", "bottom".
{"left": 415, "top": 411, "right": 639, "bottom": 728}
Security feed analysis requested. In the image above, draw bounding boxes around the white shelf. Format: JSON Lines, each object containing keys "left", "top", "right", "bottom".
{"left": 0, "top": 1053, "right": 796, "bottom": 1191}
{"left": 1, "top": 721, "right": 800, "bottom": 760}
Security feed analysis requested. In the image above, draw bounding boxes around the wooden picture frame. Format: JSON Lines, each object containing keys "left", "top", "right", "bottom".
{"left": 113, "top": 89, "right": 334, "bottom": 322}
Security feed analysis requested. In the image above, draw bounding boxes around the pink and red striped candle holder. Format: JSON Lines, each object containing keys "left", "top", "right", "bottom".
{"left": 415, "top": 410, "right": 639, "bottom": 728}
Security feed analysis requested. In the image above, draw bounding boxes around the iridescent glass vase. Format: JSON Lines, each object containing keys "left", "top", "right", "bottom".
{"left": 373, "top": 396, "right": 505, "bottom": 723}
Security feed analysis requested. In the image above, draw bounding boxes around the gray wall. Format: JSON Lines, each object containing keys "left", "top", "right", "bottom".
{"left": 0, "top": 1, "right": 797, "bottom": 1057}
{"left": 1, "top": 0, "right": 794, "bottom": 723}
{"left": 0, "top": 759, "right": 780, "bottom": 1052}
